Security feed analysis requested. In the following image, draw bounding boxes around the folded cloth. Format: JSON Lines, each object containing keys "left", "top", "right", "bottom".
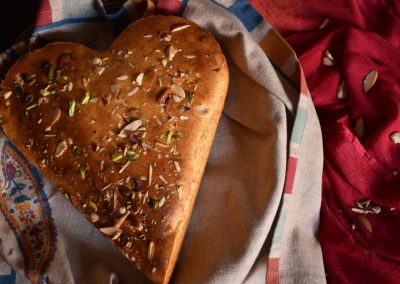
{"left": 0, "top": 1, "right": 326, "bottom": 283}
{"left": 250, "top": 0, "right": 400, "bottom": 282}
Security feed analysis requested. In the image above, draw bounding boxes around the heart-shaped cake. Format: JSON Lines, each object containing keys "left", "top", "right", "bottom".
{"left": 0, "top": 15, "right": 228, "bottom": 283}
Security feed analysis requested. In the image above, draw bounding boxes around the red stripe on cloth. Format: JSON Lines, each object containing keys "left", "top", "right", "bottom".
{"left": 299, "top": 68, "right": 309, "bottom": 96}
{"left": 283, "top": 156, "right": 297, "bottom": 194}
{"left": 266, "top": 258, "right": 280, "bottom": 284}
{"left": 35, "top": 0, "right": 52, "bottom": 26}
{"left": 157, "top": 0, "right": 183, "bottom": 15}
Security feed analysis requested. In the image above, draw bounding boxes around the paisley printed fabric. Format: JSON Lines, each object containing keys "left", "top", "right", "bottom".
{"left": 0, "top": 138, "right": 57, "bottom": 284}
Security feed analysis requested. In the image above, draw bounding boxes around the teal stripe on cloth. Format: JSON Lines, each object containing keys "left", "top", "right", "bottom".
{"left": 290, "top": 106, "right": 307, "bottom": 145}
{"left": 271, "top": 208, "right": 287, "bottom": 245}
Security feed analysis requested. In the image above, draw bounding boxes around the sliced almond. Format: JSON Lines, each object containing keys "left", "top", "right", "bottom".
{"left": 119, "top": 119, "right": 143, "bottom": 136}
{"left": 322, "top": 50, "right": 335, "bottom": 66}
{"left": 167, "top": 45, "right": 178, "bottom": 61}
{"left": 82, "top": 77, "right": 90, "bottom": 88}
{"left": 114, "top": 211, "right": 131, "bottom": 229}
{"left": 356, "top": 215, "right": 372, "bottom": 232}
{"left": 67, "top": 82, "right": 73, "bottom": 92}
{"left": 112, "top": 229, "right": 123, "bottom": 240}
{"left": 127, "top": 87, "right": 139, "bottom": 97}
{"left": 148, "top": 164, "right": 153, "bottom": 186}
{"left": 110, "top": 84, "right": 120, "bottom": 95}
{"left": 318, "top": 18, "right": 330, "bottom": 30}
{"left": 3, "top": 91, "right": 12, "bottom": 100}
{"left": 322, "top": 56, "right": 335, "bottom": 66}
{"left": 171, "top": 24, "right": 191, "bottom": 33}
{"left": 147, "top": 241, "right": 155, "bottom": 261}
{"left": 337, "top": 81, "right": 346, "bottom": 99}
{"left": 173, "top": 161, "right": 181, "bottom": 173}
{"left": 92, "top": 57, "right": 102, "bottom": 65}
{"left": 136, "top": 73, "right": 144, "bottom": 86}
{"left": 170, "top": 84, "right": 185, "bottom": 103}
{"left": 117, "top": 74, "right": 128, "bottom": 81}
{"left": 90, "top": 213, "right": 99, "bottom": 223}
{"left": 161, "top": 58, "right": 167, "bottom": 67}
{"left": 363, "top": 70, "right": 378, "bottom": 92}
{"left": 95, "top": 66, "right": 105, "bottom": 75}
{"left": 158, "top": 196, "right": 166, "bottom": 208}
{"left": 354, "top": 117, "right": 364, "bottom": 140}
{"left": 54, "top": 140, "right": 68, "bottom": 157}
{"left": 195, "top": 104, "right": 209, "bottom": 116}
{"left": 49, "top": 107, "right": 61, "bottom": 128}
{"left": 99, "top": 226, "right": 122, "bottom": 236}
{"left": 324, "top": 50, "right": 334, "bottom": 61}
{"left": 390, "top": 132, "right": 400, "bottom": 144}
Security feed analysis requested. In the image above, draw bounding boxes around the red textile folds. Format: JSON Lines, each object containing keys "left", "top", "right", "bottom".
{"left": 250, "top": 0, "right": 400, "bottom": 283}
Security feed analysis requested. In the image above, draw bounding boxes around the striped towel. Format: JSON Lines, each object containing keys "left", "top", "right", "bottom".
{"left": 0, "top": 1, "right": 326, "bottom": 283}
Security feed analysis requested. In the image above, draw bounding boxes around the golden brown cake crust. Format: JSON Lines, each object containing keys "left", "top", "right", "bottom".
{"left": 0, "top": 15, "right": 228, "bottom": 283}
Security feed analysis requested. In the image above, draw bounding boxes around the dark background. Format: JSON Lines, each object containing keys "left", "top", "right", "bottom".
{"left": 0, "top": 1, "right": 40, "bottom": 52}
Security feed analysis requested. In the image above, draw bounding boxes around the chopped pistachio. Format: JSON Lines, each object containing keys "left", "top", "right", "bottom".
{"left": 87, "top": 198, "right": 97, "bottom": 211}
{"left": 126, "top": 150, "right": 140, "bottom": 161}
{"left": 166, "top": 130, "right": 174, "bottom": 145}
{"left": 69, "top": 100, "right": 76, "bottom": 117}
{"left": 81, "top": 91, "right": 91, "bottom": 105}
{"left": 48, "top": 64, "right": 55, "bottom": 83}
{"left": 63, "top": 76, "right": 68, "bottom": 80}
{"left": 111, "top": 151, "right": 124, "bottom": 162}
{"left": 26, "top": 104, "right": 37, "bottom": 111}
{"left": 98, "top": 146, "right": 105, "bottom": 153}
{"left": 80, "top": 166, "right": 87, "bottom": 179}
{"left": 149, "top": 198, "right": 159, "bottom": 209}
{"left": 0, "top": 117, "right": 4, "bottom": 124}
{"left": 41, "top": 158, "right": 48, "bottom": 166}
{"left": 187, "top": 97, "right": 195, "bottom": 104}
{"left": 176, "top": 130, "right": 184, "bottom": 138}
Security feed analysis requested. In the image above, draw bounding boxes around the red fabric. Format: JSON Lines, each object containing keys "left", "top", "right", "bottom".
{"left": 250, "top": 0, "right": 400, "bottom": 283}
{"left": 35, "top": 0, "right": 52, "bottom": 26}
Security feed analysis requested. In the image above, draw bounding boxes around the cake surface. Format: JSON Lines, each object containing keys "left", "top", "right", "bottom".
{"left": 0, "top": 15, "right": 228, "bottom": 283}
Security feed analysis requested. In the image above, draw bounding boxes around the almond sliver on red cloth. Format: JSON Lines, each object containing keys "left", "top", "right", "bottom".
{"left": 250, "top": 0, "right": 400, "bottom": 282}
